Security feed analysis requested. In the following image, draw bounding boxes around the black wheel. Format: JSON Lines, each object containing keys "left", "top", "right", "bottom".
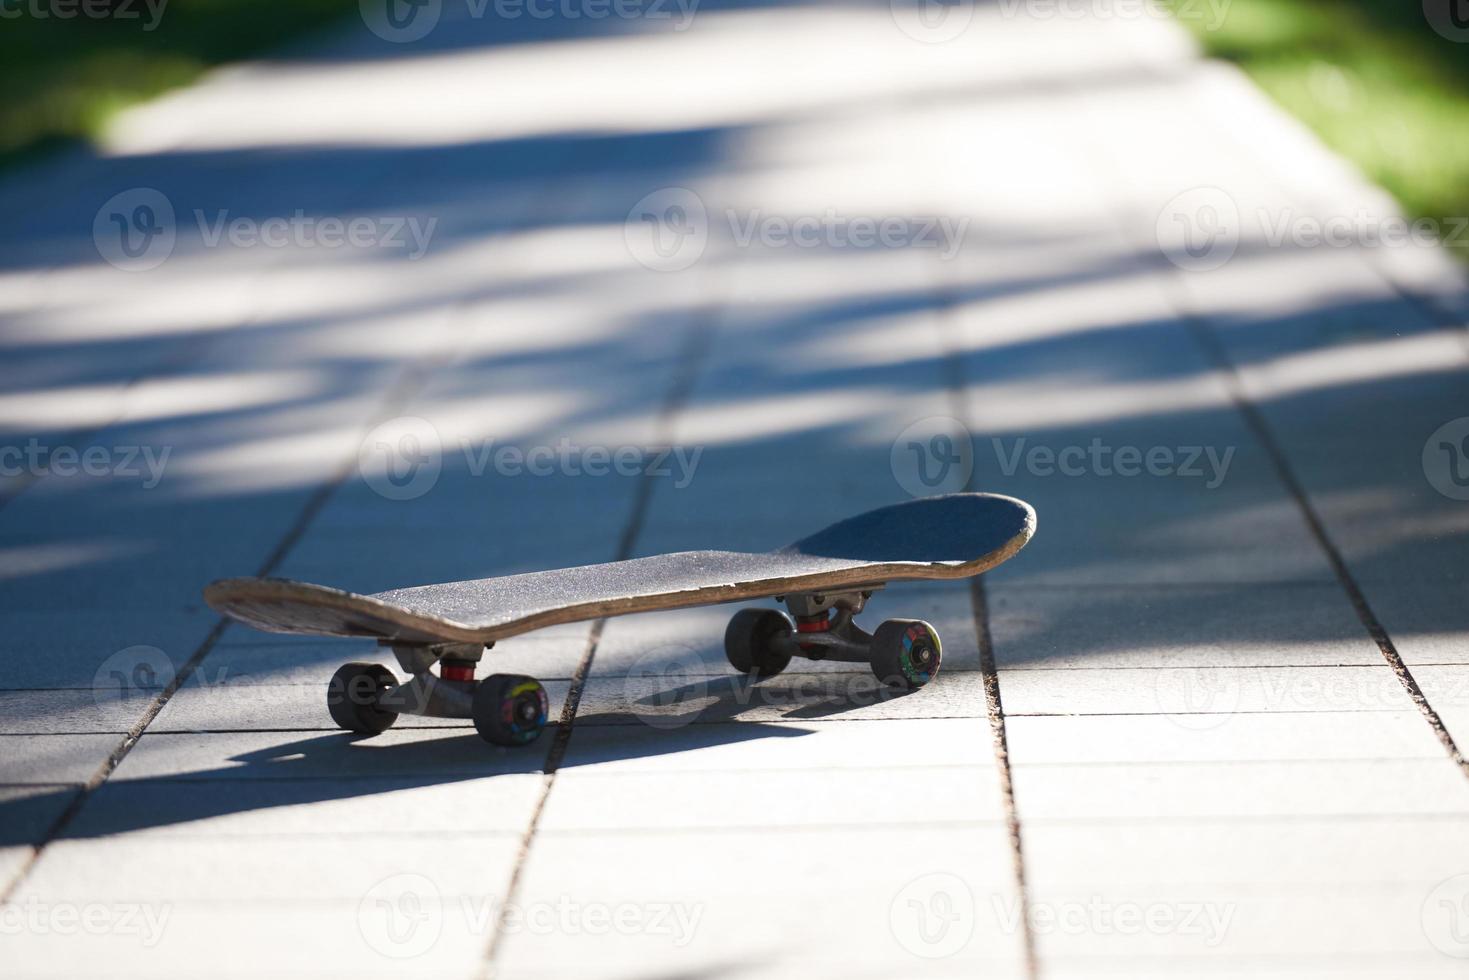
{"left": 327, "top": 662, "right": 399, "bottom": 734}
{"left": 723, "top": 608, "right": 794, "bottom": 678}
{"left": 473, "top": 674, "right": 549, "bottom": 747}
{"left": 870, "top": 620, "right": 942, "bottom": 690}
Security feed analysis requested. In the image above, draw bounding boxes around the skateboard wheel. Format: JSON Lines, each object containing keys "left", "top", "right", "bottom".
{"left": 473, "top": 674, "right": 549, "bottom": 747}
{"left": 723, "top": 608, "right": 794, "bottom": 678}
{"left": 326, "top": 662, "right": 399, "bottom": 734}
{"left": 870, "top": 620, "right": 942, "bottom": 690}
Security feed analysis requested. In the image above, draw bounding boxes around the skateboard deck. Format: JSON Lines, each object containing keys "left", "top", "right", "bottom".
{"left": 204, "top": 493, "right": 1035, "bottom": 646}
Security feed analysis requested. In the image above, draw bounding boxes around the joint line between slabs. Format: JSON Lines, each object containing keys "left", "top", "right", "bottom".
{"left": 0, "top": 339, "right": 461, "bottom": 905}
{"left": 935, "top": 266, "right": 1040, "bottom": 980}
{"left": 479, "top": 311, "right": 717, "bottom": 976}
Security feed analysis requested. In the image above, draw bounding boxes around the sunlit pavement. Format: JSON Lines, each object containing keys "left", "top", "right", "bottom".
{"left": 3, "top": 1, "right": 1469, "bottom": 977}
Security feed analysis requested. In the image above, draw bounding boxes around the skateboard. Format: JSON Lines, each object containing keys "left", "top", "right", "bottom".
{"left": 204, "top": 493, "right": 1035, "bottom": 747}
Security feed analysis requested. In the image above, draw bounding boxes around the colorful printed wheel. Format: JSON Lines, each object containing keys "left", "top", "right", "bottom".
{"left": 473, "top": 674, "right": 549, "bottom": 747}
{"left": 724, "top": 608, "right": 795, "bottom": 678}
{"left": 327, "top": 662, "right": 400, "bottom": 734}
{"left": 870, "top": 620, "right": 942, "bottom": 690}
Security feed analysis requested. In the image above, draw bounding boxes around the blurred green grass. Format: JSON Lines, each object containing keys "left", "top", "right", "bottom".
{"left": 0, "top": 0, "right": 357, "bottom": 169}
{"left": 1165, "top": 0, "right": 1469, "bottom": 259}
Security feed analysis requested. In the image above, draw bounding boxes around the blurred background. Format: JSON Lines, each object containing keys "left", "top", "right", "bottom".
{"left": 3, "top": 0, "right": 1469, "bottom": 978}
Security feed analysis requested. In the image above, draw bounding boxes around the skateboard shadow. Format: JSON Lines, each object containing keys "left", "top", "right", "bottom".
{"left": 0, "top": 713, "right": 816, "bottom": 844}
{"left": 579, "top": 671, "right": 928, "bottom": 729}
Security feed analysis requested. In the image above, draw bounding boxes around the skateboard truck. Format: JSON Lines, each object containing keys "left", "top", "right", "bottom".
{"left": 326, "top": 640, "right": 548, "bottom": 747}
{"left": 724, "top": 586, "right": 942, "bottom": 689}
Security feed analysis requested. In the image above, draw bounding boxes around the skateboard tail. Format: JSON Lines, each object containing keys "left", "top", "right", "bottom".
{"left": 203, "top": 578, "right": 481, "bottom": 644}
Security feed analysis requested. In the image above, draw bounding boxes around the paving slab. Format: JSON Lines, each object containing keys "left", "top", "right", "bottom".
{"left": 1005, "top": 711, "right": 1447, "bottom": 765}
{"left": 539, "top": 764, "right": 1005, "bottom": 831}
{"left": 111, "top": 730, "right": 548, "bottom": 782}
{"left": 496, "top": 827, "right": 1025, "bottom": 979}
{"left": 0, "top": 735, "right": 117, "bottom": 785}
{"left": 999, "top": 664, "right": 1420, "bottom": 717}
{"left": 1011, "top": 758, "right": 1469, "bottom": 820}
{"left": 988, "top": 583, "right": 1384, "bottom": 669}
{"left": 558, "top": 717, "right": 995, "bottom": 774}
{"left": 64, "top": 774, "right": 544, "bottom": 841}
{"left": 1022, "top": 818, "right": 1469, "bottom": 887}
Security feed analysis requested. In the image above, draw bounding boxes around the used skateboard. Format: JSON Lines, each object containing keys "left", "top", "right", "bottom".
{"left": 204, "top": 493, "right": 1035, "bottom": 747}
